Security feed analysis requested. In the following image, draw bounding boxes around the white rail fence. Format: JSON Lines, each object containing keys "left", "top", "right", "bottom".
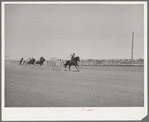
{"left": 45, "top": 59, "right": 144, "bottom": 66}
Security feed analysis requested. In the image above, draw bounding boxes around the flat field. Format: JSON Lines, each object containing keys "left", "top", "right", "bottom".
{"left": 5, "top": 62, "right": 144, "bottom": 107}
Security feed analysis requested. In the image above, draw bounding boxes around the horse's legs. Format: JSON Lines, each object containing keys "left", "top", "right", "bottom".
{"left": 65, "top": 66, "right": 67, "bottom": 70}
{"left": 75, "top": 65, "right": 79, "bottom": 72}
{"left": 69, "top": 64, "right": 71, "bottom": 71}
{"left": 76, "top": 64, "right": 79, "bottom": 71}
{"left": 64, "top": 64, "right": 67, "bottom": 71}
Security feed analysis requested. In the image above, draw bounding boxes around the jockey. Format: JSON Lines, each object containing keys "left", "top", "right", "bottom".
{"left": 19, "top": 57, "right": 23, "bottom": 65}
{"left": 32, "top": 57, "right": 35, "bottom": 63}
{"left": 40, "top": 56, "right": 43, "bottom": 61}
{"left": 71, "top": 53, "right": 75, "bottom": 61}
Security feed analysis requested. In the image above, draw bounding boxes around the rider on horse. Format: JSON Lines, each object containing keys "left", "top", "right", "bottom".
{"left": 70, "top": 53, "right": 78, "bottom": 64}
{"left": 64, "top": 53, "right": 80, "bottom": 71}
{"left": 38, "top": 56, "right": 45, "bottom": 65}
{"left": 71, "top": 53, "right": 75, "bottom": 61}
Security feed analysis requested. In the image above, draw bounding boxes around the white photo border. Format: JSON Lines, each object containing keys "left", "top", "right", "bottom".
{"left": 1, "top": 1, "right": 148, "bottom": 121}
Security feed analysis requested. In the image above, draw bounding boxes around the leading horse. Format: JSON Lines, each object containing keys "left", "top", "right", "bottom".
{"left": 64, "top": 56, "right": 80, "bottom": 71}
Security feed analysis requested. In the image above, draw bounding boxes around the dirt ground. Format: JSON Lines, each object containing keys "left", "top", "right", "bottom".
{"left": 5, "top": 62, "right": 144, "bottom": 107}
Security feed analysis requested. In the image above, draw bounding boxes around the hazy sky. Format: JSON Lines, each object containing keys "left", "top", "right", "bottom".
{"left": 5, "top": 3, "right": 144, "bottom": 60}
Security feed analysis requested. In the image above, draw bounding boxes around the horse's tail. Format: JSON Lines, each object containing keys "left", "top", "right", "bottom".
{"left": 64, "top": 60, "right": 70, "bottom": 67}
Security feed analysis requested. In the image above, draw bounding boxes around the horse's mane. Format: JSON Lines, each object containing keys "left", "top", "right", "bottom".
{"left": 75, "top": 56, "right": 80, "bottom": 61}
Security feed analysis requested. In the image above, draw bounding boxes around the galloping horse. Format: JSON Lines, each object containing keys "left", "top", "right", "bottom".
{"left": 64, "top": 56, "right": 80, "bottom": 71}
{"left": 36, "top": 58, "right": 45, "bottom": 66}
{"left": 27, "top": 58, "right": 36, "bottom": 66}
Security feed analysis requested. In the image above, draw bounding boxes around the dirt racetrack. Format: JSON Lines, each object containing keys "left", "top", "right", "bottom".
{"left": 5, "top": 62, "right": 144, "bottom": 107}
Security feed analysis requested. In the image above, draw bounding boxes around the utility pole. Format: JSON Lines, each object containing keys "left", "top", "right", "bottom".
{"left": 131, "top": 32, "right": 134, "bottom": 60}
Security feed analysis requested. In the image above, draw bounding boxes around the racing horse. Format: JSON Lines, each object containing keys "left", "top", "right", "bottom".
{"left": 27, "top": 58, "right": 36, "bottom": 66}
{"left": 36, "top": 57, "right": 45, "bottom": 66}
{"left": 64, "top": 56, "right": 80, "bottom": 71}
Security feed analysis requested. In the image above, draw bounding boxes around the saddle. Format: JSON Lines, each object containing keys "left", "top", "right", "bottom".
{"left": 71, "top": 59, "right": 77, "bottom": 64}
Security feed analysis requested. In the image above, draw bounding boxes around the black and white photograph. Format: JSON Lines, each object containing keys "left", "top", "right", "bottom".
{"left": 1, "top": 1, "right": 147, "bottom": 121}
